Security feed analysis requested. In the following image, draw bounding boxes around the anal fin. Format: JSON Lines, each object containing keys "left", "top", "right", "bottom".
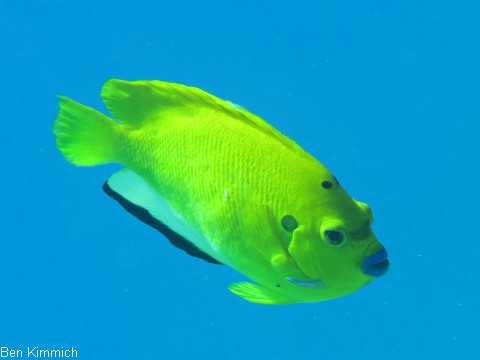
{"left": 103, "top": 169, "right": 222, "bottom": 265}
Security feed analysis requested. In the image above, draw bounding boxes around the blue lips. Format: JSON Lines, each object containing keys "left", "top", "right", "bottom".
{"left": 362, "top": 248, "right": 389, "bottom": 277}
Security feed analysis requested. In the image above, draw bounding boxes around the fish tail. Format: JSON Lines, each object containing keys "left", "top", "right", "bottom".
{"left": 53, "top": 96, "right": 120, "bottom": 166}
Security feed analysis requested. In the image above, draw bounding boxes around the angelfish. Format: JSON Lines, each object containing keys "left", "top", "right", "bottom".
{"left": 53, "top": 79, "right": 389, "bottom": 304}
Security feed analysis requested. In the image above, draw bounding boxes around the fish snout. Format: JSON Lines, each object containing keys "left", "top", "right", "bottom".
{"left": 361, "top": 248, "right": 389, "bottom": 277}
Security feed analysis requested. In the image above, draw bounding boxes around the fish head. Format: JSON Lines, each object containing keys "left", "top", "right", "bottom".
{"left": 283, "top": 185, "right": 389, "bottom": 302}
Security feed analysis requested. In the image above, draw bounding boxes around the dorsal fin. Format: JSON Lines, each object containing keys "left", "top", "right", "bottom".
{"left": 100, "top": 79, "right": 309, "bottom": 156}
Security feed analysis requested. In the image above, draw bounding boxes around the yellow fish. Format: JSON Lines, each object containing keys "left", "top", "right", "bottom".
{"left": 53, "top": 79, "right": 389, "bottom": 304}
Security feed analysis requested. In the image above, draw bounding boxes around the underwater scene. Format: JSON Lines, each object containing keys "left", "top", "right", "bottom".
{"left": 1, "top": 1, "right": 479, "bottom": 359}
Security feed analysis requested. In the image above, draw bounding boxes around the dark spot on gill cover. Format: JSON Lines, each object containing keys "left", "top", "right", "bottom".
{"left": 281, "top": 215, "right": 298, "bottom": 232}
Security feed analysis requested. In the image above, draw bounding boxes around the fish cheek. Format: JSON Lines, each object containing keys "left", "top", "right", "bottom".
{"left": 271, "top": 252, "right": 306, "bottom": 279}
{"left": 287, "top": 226, "right": 325, "bottom": 279}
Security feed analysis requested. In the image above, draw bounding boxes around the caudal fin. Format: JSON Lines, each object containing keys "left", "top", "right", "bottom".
{"left": 53, "top": 96, "right": 119, "bottom": 166}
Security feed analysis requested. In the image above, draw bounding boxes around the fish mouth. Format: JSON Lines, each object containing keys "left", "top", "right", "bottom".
{"left": 361, "top": 248, "right": 389, "bottom": 277}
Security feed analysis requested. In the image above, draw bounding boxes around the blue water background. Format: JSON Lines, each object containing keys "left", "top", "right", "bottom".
{"left": 1, "top": 1, "right": 479, "bottom": 359}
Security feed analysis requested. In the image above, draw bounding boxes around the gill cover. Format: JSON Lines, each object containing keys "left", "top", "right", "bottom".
{"left": 288, "top": 225, "right": 321, "bottom": 279}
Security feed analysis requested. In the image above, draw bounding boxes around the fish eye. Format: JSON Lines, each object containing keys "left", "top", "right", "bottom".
{"left": 320, "top": 222, "right": 348, "bottom": 247}
{"left": 324, "top": 230, "right": 345, "bottom": 245}
{"left": 281, "top": 215, "right": 298, "bottom": 232}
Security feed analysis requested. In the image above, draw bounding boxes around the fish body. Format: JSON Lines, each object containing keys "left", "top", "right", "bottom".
{"left": 53, "top": 79, "right": 388, "bottom": 304}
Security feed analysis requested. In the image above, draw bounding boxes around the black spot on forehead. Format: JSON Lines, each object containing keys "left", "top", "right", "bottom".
{"left": 321, "top": 180, "right": 333, "bottom": 189}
